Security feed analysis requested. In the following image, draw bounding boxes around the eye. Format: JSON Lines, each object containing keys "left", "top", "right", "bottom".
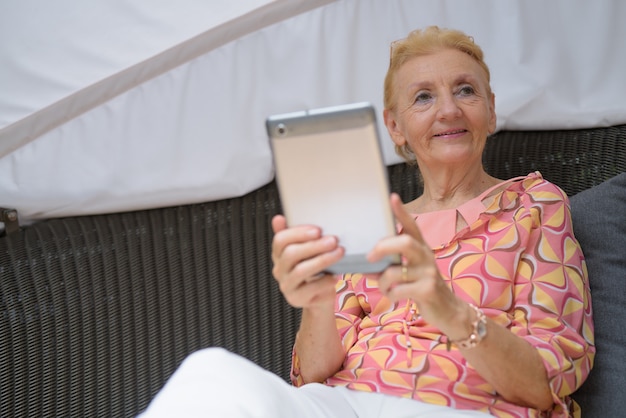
{"left": 457, "top": 85, "right": 475, "bottom": 96}
{"left": 414, "top": 91, "right": 432, "bottom": 104}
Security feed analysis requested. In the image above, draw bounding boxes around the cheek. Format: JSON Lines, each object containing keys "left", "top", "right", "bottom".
{"left": 465, "top": 102, "right": 493, "bottom": 131}
{"left": 395, "top": 107, "right": 437, "bottom": 147}
{"left": 404, "top": 110, "right": 431, "bottom": 132}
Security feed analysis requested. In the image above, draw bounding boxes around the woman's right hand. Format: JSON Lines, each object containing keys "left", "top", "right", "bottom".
{"left": 271, "top": 215, "right": 343, "bottom": 309}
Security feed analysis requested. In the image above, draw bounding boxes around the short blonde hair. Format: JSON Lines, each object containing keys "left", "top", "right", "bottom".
{"left": 384, "top": 26, "right": 492, "bottom": 162}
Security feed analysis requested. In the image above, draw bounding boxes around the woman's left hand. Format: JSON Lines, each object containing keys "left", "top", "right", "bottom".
{"left": 367, "top": 193, "right": 465, "bottom": 330}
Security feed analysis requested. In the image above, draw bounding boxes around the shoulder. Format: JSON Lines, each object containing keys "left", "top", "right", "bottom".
{"left": 512, "top": 171, "right": 569, "bottom": 203}
{"left": 493, "top": 172, "right": 571, "bottom": 227}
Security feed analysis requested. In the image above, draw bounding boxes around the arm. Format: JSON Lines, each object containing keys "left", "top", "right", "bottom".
{"left": 292, "top": 305, "right": 345, "bottom": 383}
{"left": 374, "top": 237, "right": 553, "bottom": 410}
{"left": 498, "top": 183, "right": 594, "bottom": 407}
{"left": 369, "top": 190, "right": 593, "bottom": 411}
{"left": 453, "top": 307, "right": 553, "bottom": 409}
{"left": 271, "top": 215, "right": 346, "bottom": 383}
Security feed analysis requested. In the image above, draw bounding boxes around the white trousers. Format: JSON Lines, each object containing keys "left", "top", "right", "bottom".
{"left": 138, "top": 348, "right": 492, "bottom": 418}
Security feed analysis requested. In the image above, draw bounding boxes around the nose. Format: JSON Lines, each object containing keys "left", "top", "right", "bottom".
{"left": 436, "top": 93, "right": 462, "bottom": 121}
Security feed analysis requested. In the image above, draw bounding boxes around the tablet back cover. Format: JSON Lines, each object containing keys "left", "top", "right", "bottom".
{"left": 267, "top": 102, "right": 399, "bottom": 273}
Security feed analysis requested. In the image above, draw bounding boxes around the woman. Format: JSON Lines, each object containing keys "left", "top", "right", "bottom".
{"left": 140, "top": 26, "right": 594, "bottom": 418}
{"left": 274, "top": 26, "right": 593, "bottom": 417}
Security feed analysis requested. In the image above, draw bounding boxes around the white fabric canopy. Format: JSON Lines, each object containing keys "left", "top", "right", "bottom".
{"left": 1, "top": 0, "right": 625, "bottom": 224}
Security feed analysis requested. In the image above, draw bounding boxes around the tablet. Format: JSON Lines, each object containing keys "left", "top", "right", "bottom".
{"left": 266, "top": 102, "right": 400, "bottom": 274}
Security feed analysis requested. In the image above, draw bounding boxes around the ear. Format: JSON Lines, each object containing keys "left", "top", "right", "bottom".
{"left": 383, "top": 108, "right": 406, "bottom": 147}
{"left": 487, "top": 92, "right": 497, "bottom": 134}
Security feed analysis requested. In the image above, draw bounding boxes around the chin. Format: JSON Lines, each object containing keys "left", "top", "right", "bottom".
{"left": 434, "top": 149, "right": 478, "bottom": 164}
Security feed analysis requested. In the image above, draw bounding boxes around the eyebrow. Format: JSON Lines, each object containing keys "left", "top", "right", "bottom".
{"left": 407, "top": 73, "right": 482, "bottom": 92}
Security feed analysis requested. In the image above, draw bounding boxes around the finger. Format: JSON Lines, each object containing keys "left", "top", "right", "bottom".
{"left": 271, "top": 222, "right": 321, "bottom": 262}
{"left": 271, "top": 214, "right": 287, "bottom": 234}
{"left": 278, "top": 240, "right": 344, "bottom": 290}
{"left": 382, "top": 261, "right": 410, "bottom": 284}
{"left": 376, "top": 264, "right": 409, "bottom": 298}
{"left": 272, "top": 231, "right": 345, "bottom": 291}
{"left": 378, "top": 263, "right": 438, "bottom": 302}
{"left": 390, "top": 193, "right": 425, "bottom": 242}
{"left": 368, "top": 232, "right": 435, "bottom": 271}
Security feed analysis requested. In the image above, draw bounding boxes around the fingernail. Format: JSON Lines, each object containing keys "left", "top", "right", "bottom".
{"left": 306, "top": 228, "right": 320, "bottom": 237}
{"left": 323, "top": 236, "right": 337, "bottom": 246}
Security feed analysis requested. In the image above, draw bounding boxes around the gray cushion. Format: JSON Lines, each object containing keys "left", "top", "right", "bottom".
{"left": 570, "top": 172, "right": 626, "bottom": 416}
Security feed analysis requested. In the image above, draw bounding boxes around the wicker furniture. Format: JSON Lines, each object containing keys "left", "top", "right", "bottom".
{"left": 1, "top": 125, "right": 625, "bottom": 417}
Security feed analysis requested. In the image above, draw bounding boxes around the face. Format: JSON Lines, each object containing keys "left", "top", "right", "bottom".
{"left": 384, "top": 48, "right": 496, "bottom": 170}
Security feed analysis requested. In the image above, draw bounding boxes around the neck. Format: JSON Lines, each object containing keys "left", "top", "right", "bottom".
{"left": 409, "top": 165, "right": 498, "bottom": 213}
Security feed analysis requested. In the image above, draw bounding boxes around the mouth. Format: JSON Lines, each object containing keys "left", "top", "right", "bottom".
{"left": 433, "top": 129, "right": 467, "bottom": 137}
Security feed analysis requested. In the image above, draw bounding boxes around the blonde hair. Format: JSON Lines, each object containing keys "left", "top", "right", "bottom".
{"left": 384, "top": 26, "right": 491, "bottom": 162}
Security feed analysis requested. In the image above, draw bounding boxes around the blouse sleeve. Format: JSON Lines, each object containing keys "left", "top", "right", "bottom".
{"left": 290, "top": 274, "right": 364, "bottom": 386}
{"left": 510, "top": 178, "right": 595, "bottom": 408}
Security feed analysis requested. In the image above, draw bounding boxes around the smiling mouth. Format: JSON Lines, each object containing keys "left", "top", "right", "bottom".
{"left": 433, "top": 129, "right": 467, "bottom": 137}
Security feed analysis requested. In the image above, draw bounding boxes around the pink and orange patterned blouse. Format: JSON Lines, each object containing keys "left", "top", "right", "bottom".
{"left": 291, "top": 172, "right": 595, "bottom": 417}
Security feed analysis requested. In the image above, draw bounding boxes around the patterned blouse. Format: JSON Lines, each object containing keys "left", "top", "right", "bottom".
{"left": 291, "top": 172, "right": 595, "bottom": 417}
